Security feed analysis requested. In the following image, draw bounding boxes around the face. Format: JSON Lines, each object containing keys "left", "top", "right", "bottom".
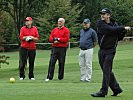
{"left": 25, "top": 20, "right": 32, "bottom": 26}
{"left": 100, "top": 13, "right": 110, "bottom": 21}
{"left": 58, "top": 19, "right": 64, "bottom": 27}
{"left": 83, "top": 22, "right": 90, "bottom": 29}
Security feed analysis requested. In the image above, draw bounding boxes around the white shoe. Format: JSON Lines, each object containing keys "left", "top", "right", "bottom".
{"left": 19, "top": 78, "right": 24, "bottom": 80}
{"left": 45, "top": 79, "right": 49, "bottom": 82}
{"left": 80, "top": 79, "right": 85, "bottom": 82}
{"left": 30, "top": 78, "right": 35, "bottom": 80}
{"left": 85, "top": 79, "right": 90, "bottom": 82}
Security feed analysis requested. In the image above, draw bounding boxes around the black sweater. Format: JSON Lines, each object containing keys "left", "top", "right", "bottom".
{"left": 97, "top": 19, "right": 126, "bottom": 50}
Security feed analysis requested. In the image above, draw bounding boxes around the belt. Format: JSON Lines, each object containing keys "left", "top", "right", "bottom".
{"left": 80, "top": 48, "right": 88, "bottom": 50}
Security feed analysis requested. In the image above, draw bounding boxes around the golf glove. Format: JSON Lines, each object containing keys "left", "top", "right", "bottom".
{"left": 25, "top": 37, "right": 32, "bottom": 42}
{"left": 53, "top": 38, "right": 60, "bottom": 41}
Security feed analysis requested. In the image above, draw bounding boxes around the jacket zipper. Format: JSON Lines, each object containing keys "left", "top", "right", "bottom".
{"left": 100, "top": 35, "right": 105, "bottom": 47}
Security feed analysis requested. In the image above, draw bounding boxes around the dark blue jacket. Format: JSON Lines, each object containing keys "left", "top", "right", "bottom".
{"left": 79, "top": 28, "right": 97, "bottom": 49}
{"left": 97, "top": 19, "right": 126, "bottom": 50}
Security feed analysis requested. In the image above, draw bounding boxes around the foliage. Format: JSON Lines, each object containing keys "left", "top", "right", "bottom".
{"left": 0, "top": 11, "right": 5, "bottom": 52}
{"left": 71, "top": 0, "right": 101, "bottom": 28}
{"left": 0, "top": 0, "right": 46, "bottom": 50}
{"left": 0, "top": 12, "right": 10, "bottom": 67}
{"left": 0, "top": 11, "right": 19, "bottom": 51}
{"left": 0, "top": 55, "right": 10, "bottom": 68}
{"left": 37, "top": 0, "right": 83, "bottom": 49}
{"left": 0, "top": 0, "right": 46, "bottom": 33}
{"left": 101, "top": 0, "right": 133, "bottom": 25}
{"left": 100, "top": 0, "right": 133, "bottom": 36}
{"left": 0, "top": 0, "right": 133, "bottom": 50}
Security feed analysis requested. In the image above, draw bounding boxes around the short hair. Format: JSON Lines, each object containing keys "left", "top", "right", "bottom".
{"left": 58, "top": 18, "right": 65, "bottom": 23}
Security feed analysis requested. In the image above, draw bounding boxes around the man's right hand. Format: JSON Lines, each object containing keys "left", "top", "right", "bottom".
{"left": 53, "top": 41, "right": 59, "bottom": 44}
{"left": 125, "top": 26, "right": 131, "bottom": 30}
{"left": 53, "top": 38, "right": 60, "bottom": 44}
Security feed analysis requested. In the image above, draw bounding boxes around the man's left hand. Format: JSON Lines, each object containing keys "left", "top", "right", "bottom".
{"left": 54, "top": 41, "right": 59, "bottom": 44}
{"left": 53, "top": 38, "right": 60, "bottom": 41}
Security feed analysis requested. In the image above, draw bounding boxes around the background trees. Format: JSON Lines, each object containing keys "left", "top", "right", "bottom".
{"left": 0, "top": 0, "right": 133, "bottom": 50}
{"left": 38, "top": 0, "right": 82, "bottom": 44}
{"left": 101, "top": 0, "right": 133, "bottom": 25}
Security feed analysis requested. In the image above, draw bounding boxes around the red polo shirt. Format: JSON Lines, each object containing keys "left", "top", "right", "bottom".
{"left": 19, "top": 26, "right": 39, "bottom": 49}
{"left": 49, "top": 26, "right": 70, "bottom": 47}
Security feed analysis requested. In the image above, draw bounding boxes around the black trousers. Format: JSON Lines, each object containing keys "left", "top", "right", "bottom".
{"left": 19, "top": 47, "right": 36, "bottom": 79}
{"left": 47, "top": 47, "right": 67, "bottom": 80}
{"left": 98, "top": 49, "right": 121, "bottom": 95}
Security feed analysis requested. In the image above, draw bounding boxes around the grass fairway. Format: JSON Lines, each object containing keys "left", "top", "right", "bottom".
{"left": 0, "top": 42, "right": 133, "bottom": 100}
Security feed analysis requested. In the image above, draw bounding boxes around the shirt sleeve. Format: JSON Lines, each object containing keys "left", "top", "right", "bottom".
{"left": 97, "top": 21, "right": 125, "bottom": 35}
{"left": 59, "top": 28, "right": 70, "bottom": 43}
{"left": 92, "top": 30, "right": 98, "bottom": 42}
{"left": 77, "top": 31, "right": 81, "bottom": 43}
{"left": 19, "top": 27, "right": 24, "bottom": 40}
{"left": 49, "top": 29, "right": 55, "bottom": 43}
{"left": 34, "top": 27, "right": 40, "bottom": 39}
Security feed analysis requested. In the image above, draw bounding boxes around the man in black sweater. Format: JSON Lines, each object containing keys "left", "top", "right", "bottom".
{"left": 91, "top": 8, "right": 131, "bottom": 97}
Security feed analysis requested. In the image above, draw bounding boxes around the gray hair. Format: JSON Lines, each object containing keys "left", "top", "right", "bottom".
{"left": 58, "top": 18, "right": 65, "bottom": 23}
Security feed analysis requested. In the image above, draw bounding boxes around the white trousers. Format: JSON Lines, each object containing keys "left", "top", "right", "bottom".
{"left": 79, "top": 48, "right": 93, "bottom": 81}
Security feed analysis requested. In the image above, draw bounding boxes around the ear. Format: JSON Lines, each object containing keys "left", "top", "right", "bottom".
{"left": 107, "top": 13, "right": 111, "bottom": 17}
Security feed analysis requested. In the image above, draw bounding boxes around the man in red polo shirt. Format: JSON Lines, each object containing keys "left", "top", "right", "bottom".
{"left": 19, "top": 17, "right": 39, "bottom": 80}
{"left": 45, "top": 18, "right": 70, "bottom": 82}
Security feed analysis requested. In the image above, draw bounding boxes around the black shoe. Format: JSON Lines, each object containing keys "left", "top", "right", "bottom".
{"left": 111, "top": 88, "right": 123, "bottom": 96}
{"left": 91, "top": 91, "right": 105, "bottom": 97}
{"left": 58, "top": 77, "right": 63, "bottom": 80}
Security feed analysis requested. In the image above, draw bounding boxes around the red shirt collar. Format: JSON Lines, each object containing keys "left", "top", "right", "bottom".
{"left": 58, "top": 26, "right": 65, "bottom": 29}
{"left": 25, "top": 25, "right": 33, "bottom": 29}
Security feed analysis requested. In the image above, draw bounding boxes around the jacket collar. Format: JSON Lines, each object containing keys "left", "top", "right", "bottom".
{"left": 58, "top": 26, "right": 65, "bottom": 29}
{"left": 83, "top": 28, "right": 90, "bottom": 32}
{"left": 25, "top": 25, "right": 33, "bottom": 29}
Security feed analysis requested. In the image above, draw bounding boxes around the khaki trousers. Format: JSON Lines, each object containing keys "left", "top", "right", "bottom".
{"left": 79, "top": 48, "right": 93, "bottom": 81}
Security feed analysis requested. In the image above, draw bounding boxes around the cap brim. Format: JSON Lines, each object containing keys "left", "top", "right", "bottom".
{"left": 25, "top": 20, "right": 32, "bottom": 21}
{"left": 83, "top": 21, "right": 90, "bottom": 23}
{"left": 99, "top": 11, "right": 106, "bottom": 14}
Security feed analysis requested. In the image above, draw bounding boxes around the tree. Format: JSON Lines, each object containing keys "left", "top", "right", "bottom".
{"left": 0, "top": 12, "right": 10, "bottom": 67}
{"left": 0, "top": 0, "right": 46, "bottom": 37}
{"left": 38, "top": 0, "right": 83, "bottom": 45}
{"left": 0, "top": 0, "right": 47, "bottom": 51}
{"left": 101, "top": 0, "right": 133, "bottom": 36}
{"left": 0, "top": 11, "right": 5, "bottom": 52}
{"left": 101, "top": 0, "right": 133, "bottom": 25}
{"left": 0, "top": 11, "right": 18, "bottom": 51}
{"left": 0, "top": 0, "right": 133, "bottom": 51}
{"left": 71, "top": 0, "right": 101, "bottom": 28}
{"left": 72, "top": 0, "right": 133, "bottom": 36}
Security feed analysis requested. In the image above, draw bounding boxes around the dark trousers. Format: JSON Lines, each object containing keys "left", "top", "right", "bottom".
{"left": 98, "top": 49, "right": 121, "bottom": 95}
{"left": 47, "top": 47, "right": 67, "bottom": 80}
{"left": 19, "top": 47, "right": 36, "bottom": 79}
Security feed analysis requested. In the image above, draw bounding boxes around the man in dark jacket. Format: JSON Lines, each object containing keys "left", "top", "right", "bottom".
{"left": 91, "top": 8, "right": 131, "bottom": 97}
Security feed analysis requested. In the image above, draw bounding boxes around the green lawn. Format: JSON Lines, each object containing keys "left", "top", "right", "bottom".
{"left": 0, "top": 42, "right": 133, "bottom": 100}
